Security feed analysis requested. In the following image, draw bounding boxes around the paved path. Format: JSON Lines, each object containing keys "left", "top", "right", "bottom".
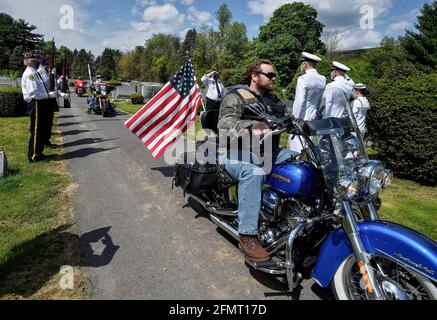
{"left": 59, "top": 96, "right": 332, "bottom": 300}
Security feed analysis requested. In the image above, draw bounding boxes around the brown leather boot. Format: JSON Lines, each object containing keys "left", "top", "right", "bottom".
{"left": 239, "top": 235, "right": 270, "bottom": 262}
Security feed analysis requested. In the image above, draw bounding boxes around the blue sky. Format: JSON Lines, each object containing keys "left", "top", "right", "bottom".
{"left": 0, "top": 0, "right": 432, "bottom": 54}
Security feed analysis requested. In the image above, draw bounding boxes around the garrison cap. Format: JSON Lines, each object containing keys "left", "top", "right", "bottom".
{"left": 301, "top": 52, "right": 322, "bottom": 63}
{"left": 23, "top": 51, "right": 40, "bottom": 60}
{"left": 332, "top": 61, "right": 351, "bottom": 72}
{"left": 354, "top": 83, "right": 367, "bottom": 90}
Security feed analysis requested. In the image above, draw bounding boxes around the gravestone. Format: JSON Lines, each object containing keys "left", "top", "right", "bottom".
{"left": 0, "top": 151, "right": 8, "bottom": 178}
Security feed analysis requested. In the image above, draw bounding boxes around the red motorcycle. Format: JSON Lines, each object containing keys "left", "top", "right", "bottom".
{"left": 74, "top": 80, "right": 88, "bottom": 97}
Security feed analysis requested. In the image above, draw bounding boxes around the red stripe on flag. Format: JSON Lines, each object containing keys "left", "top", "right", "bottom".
{"left": 146, "top": 89, "right": 200, "bottom": 150}
{"left": 151, "top": 101, "right": 200, "bottom": 159}
{"left": 131, "top": 90, "right": 180, "bottom": 136}
{"left": 124, "top": 83, "right": 172, "bottom": 128}
{"left": 149, "top": 92, "right": 201, "bottom": 157}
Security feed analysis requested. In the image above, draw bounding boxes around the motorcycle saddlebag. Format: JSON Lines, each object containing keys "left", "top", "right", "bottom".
{"left": 173, "top": 152, "right": 217, "bottom": 196}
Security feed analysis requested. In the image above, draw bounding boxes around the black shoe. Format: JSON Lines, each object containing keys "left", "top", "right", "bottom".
{"left": 45, "top": 141, "right": 58, "bottom": 149}
{"left": 30, "top": 154, "right": 48, "bottom": 162}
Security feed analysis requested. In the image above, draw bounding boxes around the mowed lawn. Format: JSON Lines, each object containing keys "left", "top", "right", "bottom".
{"left": 0, "top": 116, "right": 86, "bottom": 299}
{"left": 116, "top": 101, "right": 436, "bottom": 241}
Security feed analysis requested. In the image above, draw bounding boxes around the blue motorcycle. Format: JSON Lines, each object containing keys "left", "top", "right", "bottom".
{"left": 173, "top": 107, "right": 437, "bottom": 300}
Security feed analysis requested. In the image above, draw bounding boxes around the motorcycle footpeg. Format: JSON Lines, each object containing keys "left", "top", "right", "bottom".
{"left": 251, "top": 260, "right": 284, "bottom": 270}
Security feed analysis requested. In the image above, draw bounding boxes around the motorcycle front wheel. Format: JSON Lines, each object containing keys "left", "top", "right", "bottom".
{"left": 332, "top": 254, "right": 437, "bottom": 300}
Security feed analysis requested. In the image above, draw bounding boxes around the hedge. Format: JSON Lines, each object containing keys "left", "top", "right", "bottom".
{"left": 367, "top": 73, "right": 437, "bottom": 186}
{"left": 0, "top": 87, "right": 27, "bottom": 117}
{"left": 130, "top": 93, "right": 144, "bottom": 105}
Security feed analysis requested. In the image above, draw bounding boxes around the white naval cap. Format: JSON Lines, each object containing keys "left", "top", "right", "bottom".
{"left": 332, "top": 61, "right": 351, "bottom": 72}
{"left": 302, "top": 52, "right": 322, "bottom": 63}
{"left": 354, "top": 83, "right": 367, "bottom": 90}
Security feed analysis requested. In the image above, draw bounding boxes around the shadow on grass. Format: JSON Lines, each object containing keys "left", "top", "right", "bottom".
{"left": 0, "top": 225, "right": 119, "bottom": 298}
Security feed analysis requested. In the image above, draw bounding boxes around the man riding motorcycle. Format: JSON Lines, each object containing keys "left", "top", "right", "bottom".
{"left": 217, "top": 59, "right": 296, "bottom": 262}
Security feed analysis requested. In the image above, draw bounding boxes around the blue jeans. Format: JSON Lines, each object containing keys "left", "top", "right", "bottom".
{"left": 220, "top": 149, "right": 296, "bottom": 235}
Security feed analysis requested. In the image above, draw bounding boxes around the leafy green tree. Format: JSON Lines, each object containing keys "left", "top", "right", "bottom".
{"left": 71, "top": 49, "right": 95, "bottom": 79}
{"left": 216, "top": 3, "right": 232, "bottom": 39}
{"left": 144, "top": 34, "right": 183, "bottom": 82}
{"left": 254, "top": 2, "right": 326, "bottom": 87}
{"left": 96, "top": 48, "right": 122, "bottom": 80}
{"left": 401, "top": 1, "right": 437, "bottom": 71}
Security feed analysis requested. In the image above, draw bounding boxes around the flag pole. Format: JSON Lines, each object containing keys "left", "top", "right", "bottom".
{"left": 186, "top": 50, "right": 206, "bottom": 112}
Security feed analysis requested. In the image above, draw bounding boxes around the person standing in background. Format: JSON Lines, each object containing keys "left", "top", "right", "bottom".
{"left": 288, "top": 52, "right": 326, "bottom": 153}
{"left": 201, "top": 69, "right": 225, "bottom": 111}
{"left": 351, "top": 83, "right": 371, "bottom": 136}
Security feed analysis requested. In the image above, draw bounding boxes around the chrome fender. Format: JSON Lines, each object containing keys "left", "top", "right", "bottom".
{"left": 312, "top": 221, "right": 437, "bottom": 288}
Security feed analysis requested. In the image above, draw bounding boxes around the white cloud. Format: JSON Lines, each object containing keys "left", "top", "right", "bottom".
{"left": 143, "top": 3, "right": 183, "bottom": 23}
{"left": 187, "top": 6, "right": 212, "bottom": 25}
{"left": 247, "top": 0, "right": 395, "bottom": 49}
{"left": 389, "top": 21, "right": 411, "bottom": 31}
{"left": 181, "top": 0, "right": 195, "bottom": 5}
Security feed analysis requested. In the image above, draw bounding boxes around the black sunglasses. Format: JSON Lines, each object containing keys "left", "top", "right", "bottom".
{"left": 258, "top": 71, "right": 276, "bottom": 79}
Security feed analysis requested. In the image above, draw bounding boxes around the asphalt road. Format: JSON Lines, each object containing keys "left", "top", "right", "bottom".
{"left": 59, "top": 95, "right": 332, "bottom": 300}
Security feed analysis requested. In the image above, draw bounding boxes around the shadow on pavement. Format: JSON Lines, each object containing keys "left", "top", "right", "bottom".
{"left": 59, "top": 122, "right": 81, "bottom": 127}
{"left": 0, "top": 225, "right": 119, "bottom": 298}
{"left": 62, "top": 138, "right": 119, "bottom": 149}
{"left": 151, "top": 166, "right": 176, "bottom": 178}
{"left": 62, "top": 129, "right": 95, "bottom": 136}
{"left": 46, "top": 146, "right": 119, "bottom": 161}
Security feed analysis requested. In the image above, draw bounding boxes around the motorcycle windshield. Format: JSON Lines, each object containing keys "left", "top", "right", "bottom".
{"left": 304, "top": 117, "right": 368, "bottom": 201}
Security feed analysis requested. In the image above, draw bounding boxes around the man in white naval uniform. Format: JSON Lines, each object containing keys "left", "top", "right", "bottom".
{"left": 288, "top": 52, "right": 326, "bottom": 153}
{"left": 321, "top": 61, "right": 354, "bottom": 119}
{"left": 351, "top": 83, "right": 371, "bottom": 136}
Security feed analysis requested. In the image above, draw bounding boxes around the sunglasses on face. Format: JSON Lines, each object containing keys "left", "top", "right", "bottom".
{"left": 258, "top": 71, "right": 276, "bottom": 79}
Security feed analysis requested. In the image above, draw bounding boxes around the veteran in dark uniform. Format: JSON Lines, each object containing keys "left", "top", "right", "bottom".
{"left": 36, "top": 49, "right": 58, "bottom": 148}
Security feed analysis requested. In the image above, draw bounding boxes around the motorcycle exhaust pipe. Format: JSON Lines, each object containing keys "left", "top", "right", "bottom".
{"left": 210, "top": 214, "right": 239, "bottom": 241}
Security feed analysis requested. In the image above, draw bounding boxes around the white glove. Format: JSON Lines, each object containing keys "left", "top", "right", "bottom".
{"left": 51, "top": 68, "right": 56, "bottom": 75}
{"left": 48, "top": 91, "right": 57, "bottom": 99}
{"left": 59, "top": 92, "right": 67, "bottom": 98}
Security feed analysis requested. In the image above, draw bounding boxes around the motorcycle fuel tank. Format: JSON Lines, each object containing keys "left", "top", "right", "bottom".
{"left": 266, "top": 161, "right": 321, "bottom": 199}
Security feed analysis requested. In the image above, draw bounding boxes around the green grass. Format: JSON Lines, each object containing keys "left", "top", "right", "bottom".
{"left": 0, "top": 116, "right": 86, "bottom": 299}
{"left": 114, "top": 101, "right": 143, "bottom": 115}
{"left": 379, "top": 178, "right": 437, "bottom": 241}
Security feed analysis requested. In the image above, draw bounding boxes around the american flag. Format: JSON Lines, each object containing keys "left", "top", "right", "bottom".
{"left": 124, "top": 59, "right": 202, "bottom": 159}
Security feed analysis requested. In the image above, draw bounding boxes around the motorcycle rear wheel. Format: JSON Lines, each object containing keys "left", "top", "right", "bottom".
{"left": 332, "top": 254, "right": 437, "bottom": 300}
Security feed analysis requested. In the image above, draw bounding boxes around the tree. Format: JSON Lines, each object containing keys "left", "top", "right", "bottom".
{"left": 96, "top": 48, "right": 122, "bottom": 80}
{"left": 255, "top": 2, "right": 326, "bottom": 87}
{"left": 323, "top": 31, "right": 342, "bottom": 60}
{"left": 0, "top": 12, "right": 43, "bottom": 69}
{"left": 144, "top": 34, "right": 183, "bottom": 82}
{"left": 71, "top": 49, "right": 95, "bottom": 79}
{"left": 401, "top": 1, "right": 437, "bottom": 71}
{"left": 216, "top": 3, "right": 232, "bottom": 39}
{"left": 182, "top": 28, "right": 197, "bottom": 57}
{"left": 8, "top": 46, "right": 26, "bottom": 71}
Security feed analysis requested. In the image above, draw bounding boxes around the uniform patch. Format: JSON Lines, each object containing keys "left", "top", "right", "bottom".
{"left": 28, "top": 74, "right": 35, "bottom": 81}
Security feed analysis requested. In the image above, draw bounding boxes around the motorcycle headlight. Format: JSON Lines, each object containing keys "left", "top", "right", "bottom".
{"left": 357, "top": 161, "right": 385, "bottom": 196}
{"left": 337, "top": 176, "right": 360, "bottom": 199}
{"left": 382, "top": 169, "right": 393, "bottom": 190}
